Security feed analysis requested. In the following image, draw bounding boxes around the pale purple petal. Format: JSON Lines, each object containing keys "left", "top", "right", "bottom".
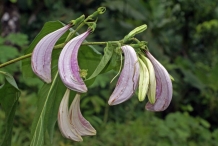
{"left": 69, "top": 94, "right": 96, "bottom": 136}
{"left": 31, "top": 24, "right": 70, "bottom": 83}
{"left": 57, "top": 89, "right": 82, "bottom": 141}
{"left": 108, "top": 45, "right": 140, "bottom": 105}
{"left": 145, "top": 51, "right": 173, "bottom": 111}
{"left": 58, "top": 31, "right": 90, "bottom": 93}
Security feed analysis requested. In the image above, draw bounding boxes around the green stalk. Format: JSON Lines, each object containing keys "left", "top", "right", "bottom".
{"left": 0, "top": 54, "right": 32, "bottom": 68}
{"left": 0, "top": 41, "right": 121, "bottom": 68}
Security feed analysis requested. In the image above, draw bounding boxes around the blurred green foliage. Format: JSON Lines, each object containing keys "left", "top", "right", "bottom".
{"left": 0, "top": 33, "right": 28, "bottom": 82}
{"left": 1, "top": 0, "right": 218, "bottom": 145}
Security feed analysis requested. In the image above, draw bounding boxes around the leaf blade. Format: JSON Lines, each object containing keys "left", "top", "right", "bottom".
{"left": 0, "top": 71, "right": 20, "bottom": 146}
{"left": 86, "top": 42, "right": 114, "bottom": 80}
{"left": 30, "top": 71, "right": 64, "bottom": 146}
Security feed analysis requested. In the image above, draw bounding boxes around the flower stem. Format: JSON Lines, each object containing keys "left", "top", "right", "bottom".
{"left": 65, "top": 7, "right": 106, "bottom": 42}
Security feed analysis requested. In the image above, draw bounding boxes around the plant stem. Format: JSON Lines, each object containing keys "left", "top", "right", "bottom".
{"left": 54, "top": 41, "right": 109, "bottom": 49}
{"left": 0, "top": 41, "right": 120, "bottom": 68}
{"left": 65, "top": 21, "right": 86, "bottom": 42}
{"left": 65, "top": 7, "right": 105, "bottom": 42}
{"left": 0, "top": 53, "right": 32, "bottom": 68}
{"left": 82, "top": 42, "right": 108, "bottom": 45}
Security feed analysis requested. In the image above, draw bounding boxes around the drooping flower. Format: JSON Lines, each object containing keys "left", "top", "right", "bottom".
{"left": 69, "top": 94, "right": 96, "bottom": 136}
{"left": 108, "top": 45, "right": 140, "bottom": 105}
{"left": 58, "top": 31, "right": 90, "bottom": 93}
{"left": 58, "top": 89, "right": 96, "bottom": 141}
{"left": 31, "top": 24, "right": 71, "bottom": 83}
{"left": 145, "top": 51, "right": 172, "bottom": 111}
{"left": 57, "top": 89, "right": 82, "bottom": 141}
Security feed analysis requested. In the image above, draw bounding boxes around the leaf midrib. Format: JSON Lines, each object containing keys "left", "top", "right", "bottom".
{"left": 31, "top": 71, "right": 59, "bottom": 146}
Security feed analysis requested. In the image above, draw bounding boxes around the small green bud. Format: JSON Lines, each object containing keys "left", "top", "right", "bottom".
{"left": 70, "top": 15, "right": 85, "bottom": 26}
{"left": 97, "top": 7, "right": 106, "bottom": 14}
{"left": 123, "top": 24, "right": 147, "bottom": 42}
{"left": 80, "top": 69, "right": 88, "bottom": 79}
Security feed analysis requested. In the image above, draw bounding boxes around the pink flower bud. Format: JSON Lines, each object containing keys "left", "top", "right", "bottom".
{"left": 31, "top": 25, "right": 70, "bottom": 83}
{"left": 108, "top": 45, "right": 140, "bottom": 105}
{"left": 58, "top": 31, "right": 90, "bottom": 93}
{"left": 145, "top": 51, "right": 173, "bottom": 111}
{"left": 69, "top": 94, "right": 96, "bottom": 136}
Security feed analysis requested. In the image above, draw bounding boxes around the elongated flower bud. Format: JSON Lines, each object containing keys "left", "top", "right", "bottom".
{"left": 138, "top": 58, "right": 149, "bottom": 102}
{"left": 140, "top": 55, "right": 156, "bottom": 104}
{"left": 108, "top": 45, "right": 140, "bottom": 105}
{"left": 58, "top": 31, "right": 90, "bottom": 93}
{"left": 57, "top": 89, "right": 82, "bottom": 141}
{"left": 69, "top": 94, "right": 96, "bottom": 136}
{"left": 31, "top": 25, "right": 70, "bottom": 83}
{"left": 145, "top": 51, "right": 172, "bottom": 111}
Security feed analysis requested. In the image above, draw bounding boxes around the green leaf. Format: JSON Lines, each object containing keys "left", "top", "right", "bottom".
{"left": 0, "top": 71, "right": 20, "bottom": 146}
{"left": 22, "top": 21, "right": 70, "bottom": 78}
{"left": 86, "top": 42, "right": 114, "bottom": 80}
{"left": 78, "top": 45, "right": 102, "bottom": 86}
{"left": 103, "top": 51, "right": 121, "bottom": 73}
{"left": 30, "top": 70, "right": 66, "bottom": 146}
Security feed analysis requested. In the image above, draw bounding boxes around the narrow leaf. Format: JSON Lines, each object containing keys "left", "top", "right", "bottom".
{"left": 30, "top": 70, "right": 66, "bottom": 146}
{"left": 0, "top": 71, "right": 20, "bottom": 146}
{"left": 86, "top": 42, "right": 114, "bottom": 80}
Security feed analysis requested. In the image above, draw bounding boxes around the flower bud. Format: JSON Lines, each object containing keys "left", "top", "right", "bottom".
{"left": 58, "top": 31, "right": 90, "bottom": 93}
{"left": 108, "top": 45, "right": 140, "bottom": 105}
{"left": 57, "top": 89, "right": 82, "bottom": 141}
{"left": 31, "top": 25, "right": 70, "bottom": 83}
{"left": 145, "top": 51, "right": 173, "bottom": 111}
{"left": 69, "top": 94, "right": 96, "bottom": 136}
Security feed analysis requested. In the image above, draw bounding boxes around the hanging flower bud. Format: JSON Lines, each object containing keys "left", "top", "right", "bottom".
{"left": 145, "top": 51, "right": 173, "bottom": 111}
{"left": 108, "top": 45, "right": 140, "bottom": 105}
{"left": 31, "top": 25, "right": 71, "bottom": 83}
{"left": 140, "top": 55, "right": 156, "bottom": 104}
{"left": 138, "top": 57, "right": 149, "bottom": 102}
{"left": 69, "top": 94, "right": 96, "bottom": 136}
{"left": 58, "top": 31, "right": 90, "bottom": 93}
{"left": 57, "top": 89, "right": 82, "bottom": 141}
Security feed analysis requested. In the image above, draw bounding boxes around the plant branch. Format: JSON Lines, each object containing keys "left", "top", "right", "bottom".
{"left": 0, "top": 54, "right": 32, "bottom": 68}
{"left": 0, "top": 41, "right": 121, "bottom": 68}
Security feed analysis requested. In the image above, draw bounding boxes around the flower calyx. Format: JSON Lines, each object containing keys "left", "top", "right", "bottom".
{"left": 85, "top": 22, "right": 97, "bottom": 32}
